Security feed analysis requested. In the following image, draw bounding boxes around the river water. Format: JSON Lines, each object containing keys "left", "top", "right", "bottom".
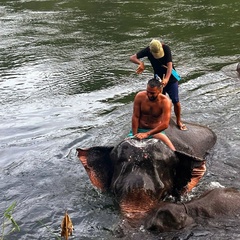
{"left": 0, "top": 0, "right": 239, "bottom": 239}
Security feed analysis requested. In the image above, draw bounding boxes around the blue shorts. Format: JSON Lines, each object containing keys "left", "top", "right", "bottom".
{"left": 162, "top": 81, "right": 179, "bottom": 104}
{"left": 127, "top": 128, "right": 165, "bottom": 138}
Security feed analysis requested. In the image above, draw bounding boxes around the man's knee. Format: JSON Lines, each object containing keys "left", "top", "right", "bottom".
{"left": 153, "top": 133, "right": 166, "bottom": 140}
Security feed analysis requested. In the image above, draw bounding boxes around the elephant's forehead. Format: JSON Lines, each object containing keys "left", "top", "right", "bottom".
{"left": 125, "top": 138, "right": 159, "bottom": 147}
{"left": 114, "top": 138, "right": 172, "bottom": 159}
{"left": 121, "top": 138, "right": 168, "bottom": 150}
{"left": 120, "top": 138, "right": 160, "bottom": 148}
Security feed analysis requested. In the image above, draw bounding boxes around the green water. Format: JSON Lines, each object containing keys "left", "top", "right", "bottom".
{"left": 0, "top": 0, "right": 239, "bottom": 239}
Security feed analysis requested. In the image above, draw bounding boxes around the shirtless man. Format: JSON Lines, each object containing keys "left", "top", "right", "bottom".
{"left": 128, "top": 78, "right": 175, "bottom": 151}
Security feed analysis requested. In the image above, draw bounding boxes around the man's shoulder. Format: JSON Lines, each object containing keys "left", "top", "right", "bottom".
{"left": 162, "top": 44, "right": 171, "bottom": 53}
{"left": 137, "top": 47, "right": 150, "bottom": 58}
{"left": 134, "top": 91, "right": 146, "bottom": 100}
{"left": 159, "top": 94, "right": 172, "bottom": 103}
{"left": 162, "top": 43, "right": 170, "bottom": 49}
{"left": 135, "top": 90, "right": 146, "bottom": 97}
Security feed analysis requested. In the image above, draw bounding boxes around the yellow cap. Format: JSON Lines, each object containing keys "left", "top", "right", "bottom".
{"left": 149, "top": 39, "right": 164, "bottom": 59}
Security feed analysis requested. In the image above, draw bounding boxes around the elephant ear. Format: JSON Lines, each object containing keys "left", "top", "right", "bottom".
{"left": 76, "top": 146, "right": 114, "bottom": 191}
{"left": 173, "top": 150, "right": 205, "bottom": 196}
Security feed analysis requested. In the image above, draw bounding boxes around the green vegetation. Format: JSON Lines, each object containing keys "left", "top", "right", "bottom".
{"left": 38, "top": 220, "right": 61, "bottom": 240}
{"left": 0, "top": 202, "right": 20, "bottom": 240}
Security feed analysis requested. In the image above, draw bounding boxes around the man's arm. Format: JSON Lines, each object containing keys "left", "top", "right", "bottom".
{"left": 162, "top": 62, "right": 173, "bottom": 86}
{"left": 132, "top": 93, "right": 141, "bottom": 135}
{"left": 162, "top": 45, "right": 173, "bottom": 86}
{"left": 130, "top": 54, "right": 145, "bottom": 74}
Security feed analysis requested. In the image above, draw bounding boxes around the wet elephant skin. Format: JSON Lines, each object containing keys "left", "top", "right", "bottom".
{"left": 76, "top": 119, "right": 217, "bottom": 220}
{"left": 145, "top": 188, "right": 240, "bottom": 232}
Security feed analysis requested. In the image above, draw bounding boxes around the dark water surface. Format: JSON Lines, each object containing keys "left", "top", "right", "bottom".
{"left": 0, "top": 0, "right": 240, "bottom": 239}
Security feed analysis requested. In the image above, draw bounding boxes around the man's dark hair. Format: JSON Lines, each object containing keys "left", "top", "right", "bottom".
{"left": 148, "top": 78, "right": 161, "bottom": 89}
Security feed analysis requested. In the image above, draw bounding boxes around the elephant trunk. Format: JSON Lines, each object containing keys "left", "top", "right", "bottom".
{"left": 119, "top": 189, "right": 159, "bottom": 221}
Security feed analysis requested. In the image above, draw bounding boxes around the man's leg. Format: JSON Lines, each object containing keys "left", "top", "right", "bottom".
{"left": 174, "top": 101, "right": 187, "bottom": 130}
{"left": 153, "top": 133, "right": 176, "bottom": 151}
{"left": 165, "top": 82, "right": 187, "bottom": 130}
{"left": 174, "top": 102, "right": 181, "bottom": 127}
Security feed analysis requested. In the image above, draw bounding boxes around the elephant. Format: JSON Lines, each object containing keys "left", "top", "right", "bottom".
{"left": 145, "top": 187, "right": 240, "bottom": 232}
{"left": 76, "top": 119, "right": 217, "bottom": 220}
{"left": 237, "top": 62, "right": 240, "bottom": 75}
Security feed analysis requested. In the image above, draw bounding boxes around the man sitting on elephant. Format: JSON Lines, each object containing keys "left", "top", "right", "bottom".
{"left": 127, "top": 78, "right": 176, "bottom": 151}
{"left": 128, "top": 77, "right": 206, "bottom": 194}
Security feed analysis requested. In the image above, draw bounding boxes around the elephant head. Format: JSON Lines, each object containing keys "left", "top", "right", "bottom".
{"left": 77, "top": 138, "right": 204, "bottom": 219}
{"left": 145, "top": 201, "right": 195, "bottom": 232}
{"left": 77, "top": 120, "right": 217, "bottom": 220}
{"left": 145, "top": 188, "right": 240, "bottom": 232}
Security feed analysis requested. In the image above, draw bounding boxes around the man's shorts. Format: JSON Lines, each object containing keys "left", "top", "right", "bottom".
{"left": 162, "top": 81, "right": 179, "bottom": 104}
{"left": 127, "top": 128, "right": 166, "bottom": 138}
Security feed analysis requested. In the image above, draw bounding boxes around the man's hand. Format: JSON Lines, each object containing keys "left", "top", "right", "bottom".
{"left": 134, "top": 132, "right": 150, "bottom": 140}
{"left": 162, "top": 77, "right": 169, "bottom": 87}
{"left": 136, "top": 62, "right": 145, "bottom": 74}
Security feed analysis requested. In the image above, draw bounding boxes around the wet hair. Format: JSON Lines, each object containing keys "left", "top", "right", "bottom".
{"left": 147, "top": 78, "right": 161, "bottom": 89}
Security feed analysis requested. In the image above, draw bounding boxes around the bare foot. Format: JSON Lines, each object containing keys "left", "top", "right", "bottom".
{"left": 178, "top": 123, "right": 188, "bottom": 131}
